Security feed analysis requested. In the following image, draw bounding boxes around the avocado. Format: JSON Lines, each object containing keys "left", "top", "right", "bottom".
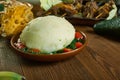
{"left": 93, "top": 17, "right": 120, "bottom": 36}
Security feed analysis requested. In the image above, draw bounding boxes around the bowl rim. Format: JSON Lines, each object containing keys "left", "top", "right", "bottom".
{"left": 10, "top": 31, "right": 88, "bottom": 56}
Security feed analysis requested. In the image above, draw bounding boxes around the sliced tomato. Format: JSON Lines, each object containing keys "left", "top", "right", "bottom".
{"left": 75, "top": 32, "right": 83, "bottom": 39}
{"left": 75, "top": 42, "right": 82, "bottom": 48}
{"left": 31, "top": 48, "right": 40, "bottom": 53}
{"left": 63, "top": 48, "right": 72, "bottom": 52}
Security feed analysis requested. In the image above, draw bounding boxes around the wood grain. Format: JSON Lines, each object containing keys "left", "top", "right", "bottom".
{"left": 0, "top": 26, "right": 120, "bottom": 80}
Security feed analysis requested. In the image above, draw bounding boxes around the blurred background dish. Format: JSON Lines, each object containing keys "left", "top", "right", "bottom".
{"left": 114, "top": 0, "right": 120, "bottom": 16}
{"left": 17, "top": 0, "right": 118, "bottom": 26}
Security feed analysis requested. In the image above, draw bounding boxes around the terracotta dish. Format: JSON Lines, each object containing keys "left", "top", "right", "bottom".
{"left": 10, "top": 32, "right": 87, "bottom": 62}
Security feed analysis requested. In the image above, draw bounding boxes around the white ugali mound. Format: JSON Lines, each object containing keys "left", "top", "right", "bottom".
{"left": 20, "top": 16, "right": 75, "bottom": 53}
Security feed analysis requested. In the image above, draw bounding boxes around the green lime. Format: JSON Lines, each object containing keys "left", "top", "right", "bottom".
{"left": 0, "top": 71, "right": 25, "bottom": 80}
{"left": 0, "top": 4, "right": 4, "bottom": 11}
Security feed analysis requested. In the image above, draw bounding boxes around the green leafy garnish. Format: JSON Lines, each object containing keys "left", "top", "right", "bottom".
{"left": 67, "top": 38, "right": 77, "bottom": 49}
{"left": 0, "top": 4, "right": 4, "bottom": 11}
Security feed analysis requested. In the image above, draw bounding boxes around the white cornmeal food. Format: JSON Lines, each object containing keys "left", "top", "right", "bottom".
{"left": 20, "top": 16, "right": 75, "bottom": 53}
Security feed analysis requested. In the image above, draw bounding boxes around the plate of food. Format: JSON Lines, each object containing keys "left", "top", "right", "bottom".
{"left": 10, "top": 16, "right": 87, "bottom": 62}
{"left": 30, "top": 0, "right": 118, "bottom": 26}
{"left": 0, "top": 0, "right": 87, "bottom": 62}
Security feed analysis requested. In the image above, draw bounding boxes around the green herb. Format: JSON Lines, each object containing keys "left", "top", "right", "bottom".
{"left": 21, "top": 47, "right": 28, "bottom": 53}
{"left": 0, "top": 4, "right": 4, "bottom": 11}
{"left": 67, "top": 38, "right": 77, "bottom": 49}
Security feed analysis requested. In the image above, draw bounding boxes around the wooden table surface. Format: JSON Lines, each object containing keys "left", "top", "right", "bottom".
{"left": 0, "top": 26, "right": 120, "bottom": 80}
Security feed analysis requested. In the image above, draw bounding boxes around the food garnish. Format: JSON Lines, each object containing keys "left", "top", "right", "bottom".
{"left": 0, "top": 0, "right": 34, "bottom": 37}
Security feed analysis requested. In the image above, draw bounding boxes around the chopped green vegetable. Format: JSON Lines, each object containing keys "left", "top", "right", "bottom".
{"left": 78, "top": 39, "right": 84, "bottom": 44}
{"left": 21, "top": 47, "right": 28, "bottom": 53}
{"left": 0, "top": 4, "right": 4, "bottom": 11}
{"left": 67, "top": 38, "right": 77, "bottom": 49}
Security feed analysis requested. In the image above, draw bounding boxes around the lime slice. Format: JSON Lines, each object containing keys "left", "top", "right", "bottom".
{"left": 0, "top": 71, "right": 25, "bottom": 80}
{"left": 106, "top": 4, "right": 117, "bottom": 20}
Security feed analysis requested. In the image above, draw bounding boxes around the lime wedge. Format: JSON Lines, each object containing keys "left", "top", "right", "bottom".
{"left": 0, "top": 4, "right": 4, "bottom": 11}
{"left": 0, "top": 71, "right": 25, "bottom": 80}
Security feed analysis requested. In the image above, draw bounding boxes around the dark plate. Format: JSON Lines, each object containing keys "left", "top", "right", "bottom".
{"left": 65, "top": 17, "right": 104, "bottom": 26}
{"left": 10, "top": 32, "right": 87, "bottom": 62}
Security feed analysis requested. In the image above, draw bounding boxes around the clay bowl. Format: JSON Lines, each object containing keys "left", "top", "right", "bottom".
{"left": 10, "top": 32, "right": 87, "bottom": 62}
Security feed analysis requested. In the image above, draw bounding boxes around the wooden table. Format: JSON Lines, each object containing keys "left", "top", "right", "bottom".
{"left": 0, "top": 26, "right": 120, "bottom": 80}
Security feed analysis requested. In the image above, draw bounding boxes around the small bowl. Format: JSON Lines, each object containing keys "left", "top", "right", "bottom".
{"left": 10, "top": 32, "right": 87, "bottom": 62}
